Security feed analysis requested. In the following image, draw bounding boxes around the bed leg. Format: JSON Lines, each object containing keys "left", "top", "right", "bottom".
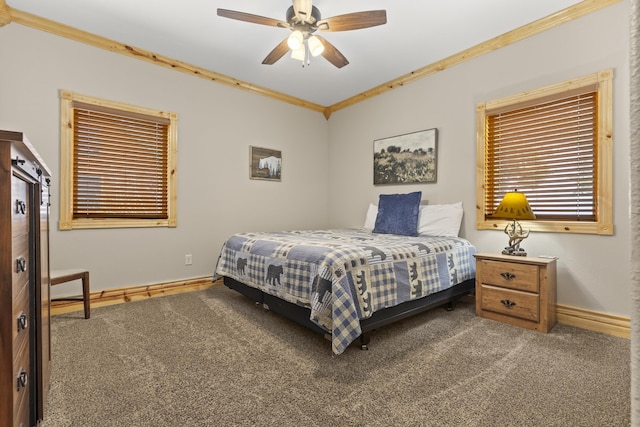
{"left": 359, "top": 333, "right": 371, "bottom": 351}
{"left": 445, "top": 300, "right": 456, "bottom": 311}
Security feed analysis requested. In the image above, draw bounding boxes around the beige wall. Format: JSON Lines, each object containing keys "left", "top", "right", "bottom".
{"left": 327, "top": 1, "right": 630, "bottom": 316}
{"left": 0, "top": 1, "right": 631, "bottom": 317}
{"left": 0, "top": 24, "right": 330, "bottom": 292}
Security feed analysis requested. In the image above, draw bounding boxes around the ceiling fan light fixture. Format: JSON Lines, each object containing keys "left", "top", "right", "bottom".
{"left": 307, "top": 35, "right": 324, "bottom": 57}
{"left": 291, "top": 44, "right": 306, "bottom": 61}
{"left": 287, "top": 30, "right": 304, "bottom": 50}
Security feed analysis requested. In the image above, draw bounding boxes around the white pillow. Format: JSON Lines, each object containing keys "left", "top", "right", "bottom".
{"left": 417, "top": 202, "right": 464, "bottom": 237}
{"left": 363, "top": 203, "right": 378, "bottom": 230}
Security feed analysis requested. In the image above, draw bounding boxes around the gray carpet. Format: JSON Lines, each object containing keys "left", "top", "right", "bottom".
{"left": 42, "top": 285, "right": 630, "bottom": 427}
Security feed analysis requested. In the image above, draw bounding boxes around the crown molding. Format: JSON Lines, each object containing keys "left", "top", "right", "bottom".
{"left": 0, "top": 0, "right": 10, "bottom": 26}
{"left": 2, "top": 0, "right": 621, "bottom": 120}
{"left": 7, "top": 6, "right": 327, "bottom": 115}
{"left": 324, "top": 0, "right": 621, "bottom": 117}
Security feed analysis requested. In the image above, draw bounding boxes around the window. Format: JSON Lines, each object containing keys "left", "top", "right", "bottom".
{"left": 59, "top": 90, "right": 177, "bottom": 229}
{"left": 476, "top": 69, "right": 613, "bottom": 235}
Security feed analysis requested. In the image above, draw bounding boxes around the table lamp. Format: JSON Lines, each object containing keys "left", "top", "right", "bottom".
{"left": 491, "top": 190, "right": 536, "bottom": 256}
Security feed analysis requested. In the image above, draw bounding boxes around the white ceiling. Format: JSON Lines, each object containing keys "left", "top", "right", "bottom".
{"left": 6, "top": 0, "right": 584, "bottom": 107}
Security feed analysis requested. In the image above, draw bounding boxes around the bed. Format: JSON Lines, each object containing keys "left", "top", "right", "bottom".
{"left": 215, "top": 227, "right": 477, "bottom": 355}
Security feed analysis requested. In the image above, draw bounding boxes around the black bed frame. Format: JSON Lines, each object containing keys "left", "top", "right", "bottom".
{"left": 223, "top": 276, "right": 475, "bottom": 351}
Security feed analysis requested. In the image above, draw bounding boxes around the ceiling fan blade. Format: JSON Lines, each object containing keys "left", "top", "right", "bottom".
{"left": 217, "top": 9, "right": 288, "bottom": 28}
{"left": 262, "top": 39, "right": 291, "bottom": 65}
{"left": 315, "top": 36, "right": 349, "bottom": 68}
{"left": 317, "top": 10, "right": 387, "bottom": 31}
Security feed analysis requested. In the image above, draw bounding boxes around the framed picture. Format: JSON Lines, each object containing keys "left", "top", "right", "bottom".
{"left": 373, "top": 128, "right": 437, "bottom": 185}
{"left": 250, "top": 146, "right": 282, "bottom": 181}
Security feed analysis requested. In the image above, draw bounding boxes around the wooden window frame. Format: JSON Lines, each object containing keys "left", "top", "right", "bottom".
{"left": 59, "top": 90, "right": 177, "bottom": 230}
{"left": 476, "top": 69, "right": 613, "bottom": 235}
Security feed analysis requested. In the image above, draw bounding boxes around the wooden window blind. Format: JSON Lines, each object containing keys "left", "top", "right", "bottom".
{"left": 59, "top": 90, "right": 177, "bottom": 230}
{"left": 72, "top": 106, "right": 169, "bottom": 220}
{"left": 477, "top": 69, "right": 612, "bottom": 235}
{"left": 484, "top": 89, "right": 598, "bottom": 222}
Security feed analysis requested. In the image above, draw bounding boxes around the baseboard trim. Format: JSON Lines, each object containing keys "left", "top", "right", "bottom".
{"left": 52, "top": 280, "right": 631, "bottom": 340}
{"left": 51, "top": 276, "right": 222, "bottom": 316}
{"left": 556, "top": 303, "right": 630, "bottom": 339}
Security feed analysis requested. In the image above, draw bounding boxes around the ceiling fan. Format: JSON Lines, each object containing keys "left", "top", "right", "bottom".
{"left": 217, "top": 0, "right": 387, "bottom": 68}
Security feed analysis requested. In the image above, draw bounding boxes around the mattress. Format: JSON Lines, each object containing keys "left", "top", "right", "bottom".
{"left": 215, "top": 228, "right": 476, "bottom": 354}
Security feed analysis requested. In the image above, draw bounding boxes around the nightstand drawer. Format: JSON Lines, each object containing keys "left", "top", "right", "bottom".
{"left": 480, "top": 260, "right": 539, "bottom": 293}
{"left": 480, "top": 284, "right": 539, "bottom": 322}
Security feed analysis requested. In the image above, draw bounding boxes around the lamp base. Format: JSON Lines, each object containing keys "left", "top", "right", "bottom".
{"left": 502, "top": 247, "right": 528, "bottom": 256}
{"left": 502, "top": 219, "right": 530, "bottom": 257}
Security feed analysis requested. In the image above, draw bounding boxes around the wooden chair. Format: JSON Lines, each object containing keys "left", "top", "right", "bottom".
{"left": 50, "top": 269, "right": 90, "bottom": 319}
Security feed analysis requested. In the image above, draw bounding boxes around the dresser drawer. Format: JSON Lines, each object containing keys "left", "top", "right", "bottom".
{"left": 14, "top": 384, "right": 30, "bottom": 427}
{"left": 480, "top": 284, "right": 539, "bottom": 322}
{"left": 11, "top": 175, "right": 29, "bottom": 238}
{"left": 12, "top": 235, "right": 29, "bottom": 297}
{"left": 13, "top": 284, "right": 30, "bottom": 362}
{"left": 479, "top": 260, "right": 539, "bottom": 293}
{"left": 13, "top": 336, "right": 30, "bottom": 423}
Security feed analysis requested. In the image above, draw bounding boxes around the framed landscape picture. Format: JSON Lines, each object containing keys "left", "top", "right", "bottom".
{"left": 373, "top": 128, "right": 438, "bottom": 185}
{"left": 250, "top": 146, "right": 282, "bottom": 181}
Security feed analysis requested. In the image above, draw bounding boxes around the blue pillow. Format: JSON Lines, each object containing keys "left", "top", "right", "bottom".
{"left": 373, "top": 191, "right": 422, "bottom": 236}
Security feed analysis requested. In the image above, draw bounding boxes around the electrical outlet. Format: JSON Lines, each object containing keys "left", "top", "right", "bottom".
{"left": 185, "top": 254, "right": 193, "bottom": 265}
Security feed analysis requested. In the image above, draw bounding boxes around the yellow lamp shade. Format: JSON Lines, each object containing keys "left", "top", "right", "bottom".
{"left": 493, "top": 191, "right": 536, "bottom": 220}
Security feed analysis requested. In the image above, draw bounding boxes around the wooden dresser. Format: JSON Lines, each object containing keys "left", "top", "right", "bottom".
{"left": 1, "top": 131, "right": 51, "bottom": 427}
{"left": 474, "top": 253, "right": 557, "bottom": 333}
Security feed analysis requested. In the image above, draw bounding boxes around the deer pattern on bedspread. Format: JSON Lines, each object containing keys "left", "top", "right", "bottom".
{"left": 215, "top": 228, "right": 476, "bottom": 355}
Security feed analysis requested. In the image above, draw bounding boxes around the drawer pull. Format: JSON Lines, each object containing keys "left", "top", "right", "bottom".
{"left": 15, "top": 199, "right": 26, "bottom": 215}
{"left": 17, "top": 369, "right": 28, "bottom": 391}
{"left": 500, "top": 299, "right": 517, "bottom": 308}
{"left": 17, "top": 312, "right": 28, "bottom": 331}
{"left": 500, "top": 272, "right": 516, "bottom": 281}
{"left": 16, "top": 257, "right": 27, "bottom": 272}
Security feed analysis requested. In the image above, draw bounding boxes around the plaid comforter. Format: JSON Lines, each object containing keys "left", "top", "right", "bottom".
{"left": 215, "top": 229, "right": 476, "bottom": 354}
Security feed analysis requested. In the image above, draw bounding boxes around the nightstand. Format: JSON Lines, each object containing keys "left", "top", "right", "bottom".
{"left": 474, "top": 253, "right": 557, "bottom": 333}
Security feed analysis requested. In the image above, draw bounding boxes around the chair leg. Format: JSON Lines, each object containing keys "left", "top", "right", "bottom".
{"left": 82, "top": 272, "right": 91, "bottom": 319}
